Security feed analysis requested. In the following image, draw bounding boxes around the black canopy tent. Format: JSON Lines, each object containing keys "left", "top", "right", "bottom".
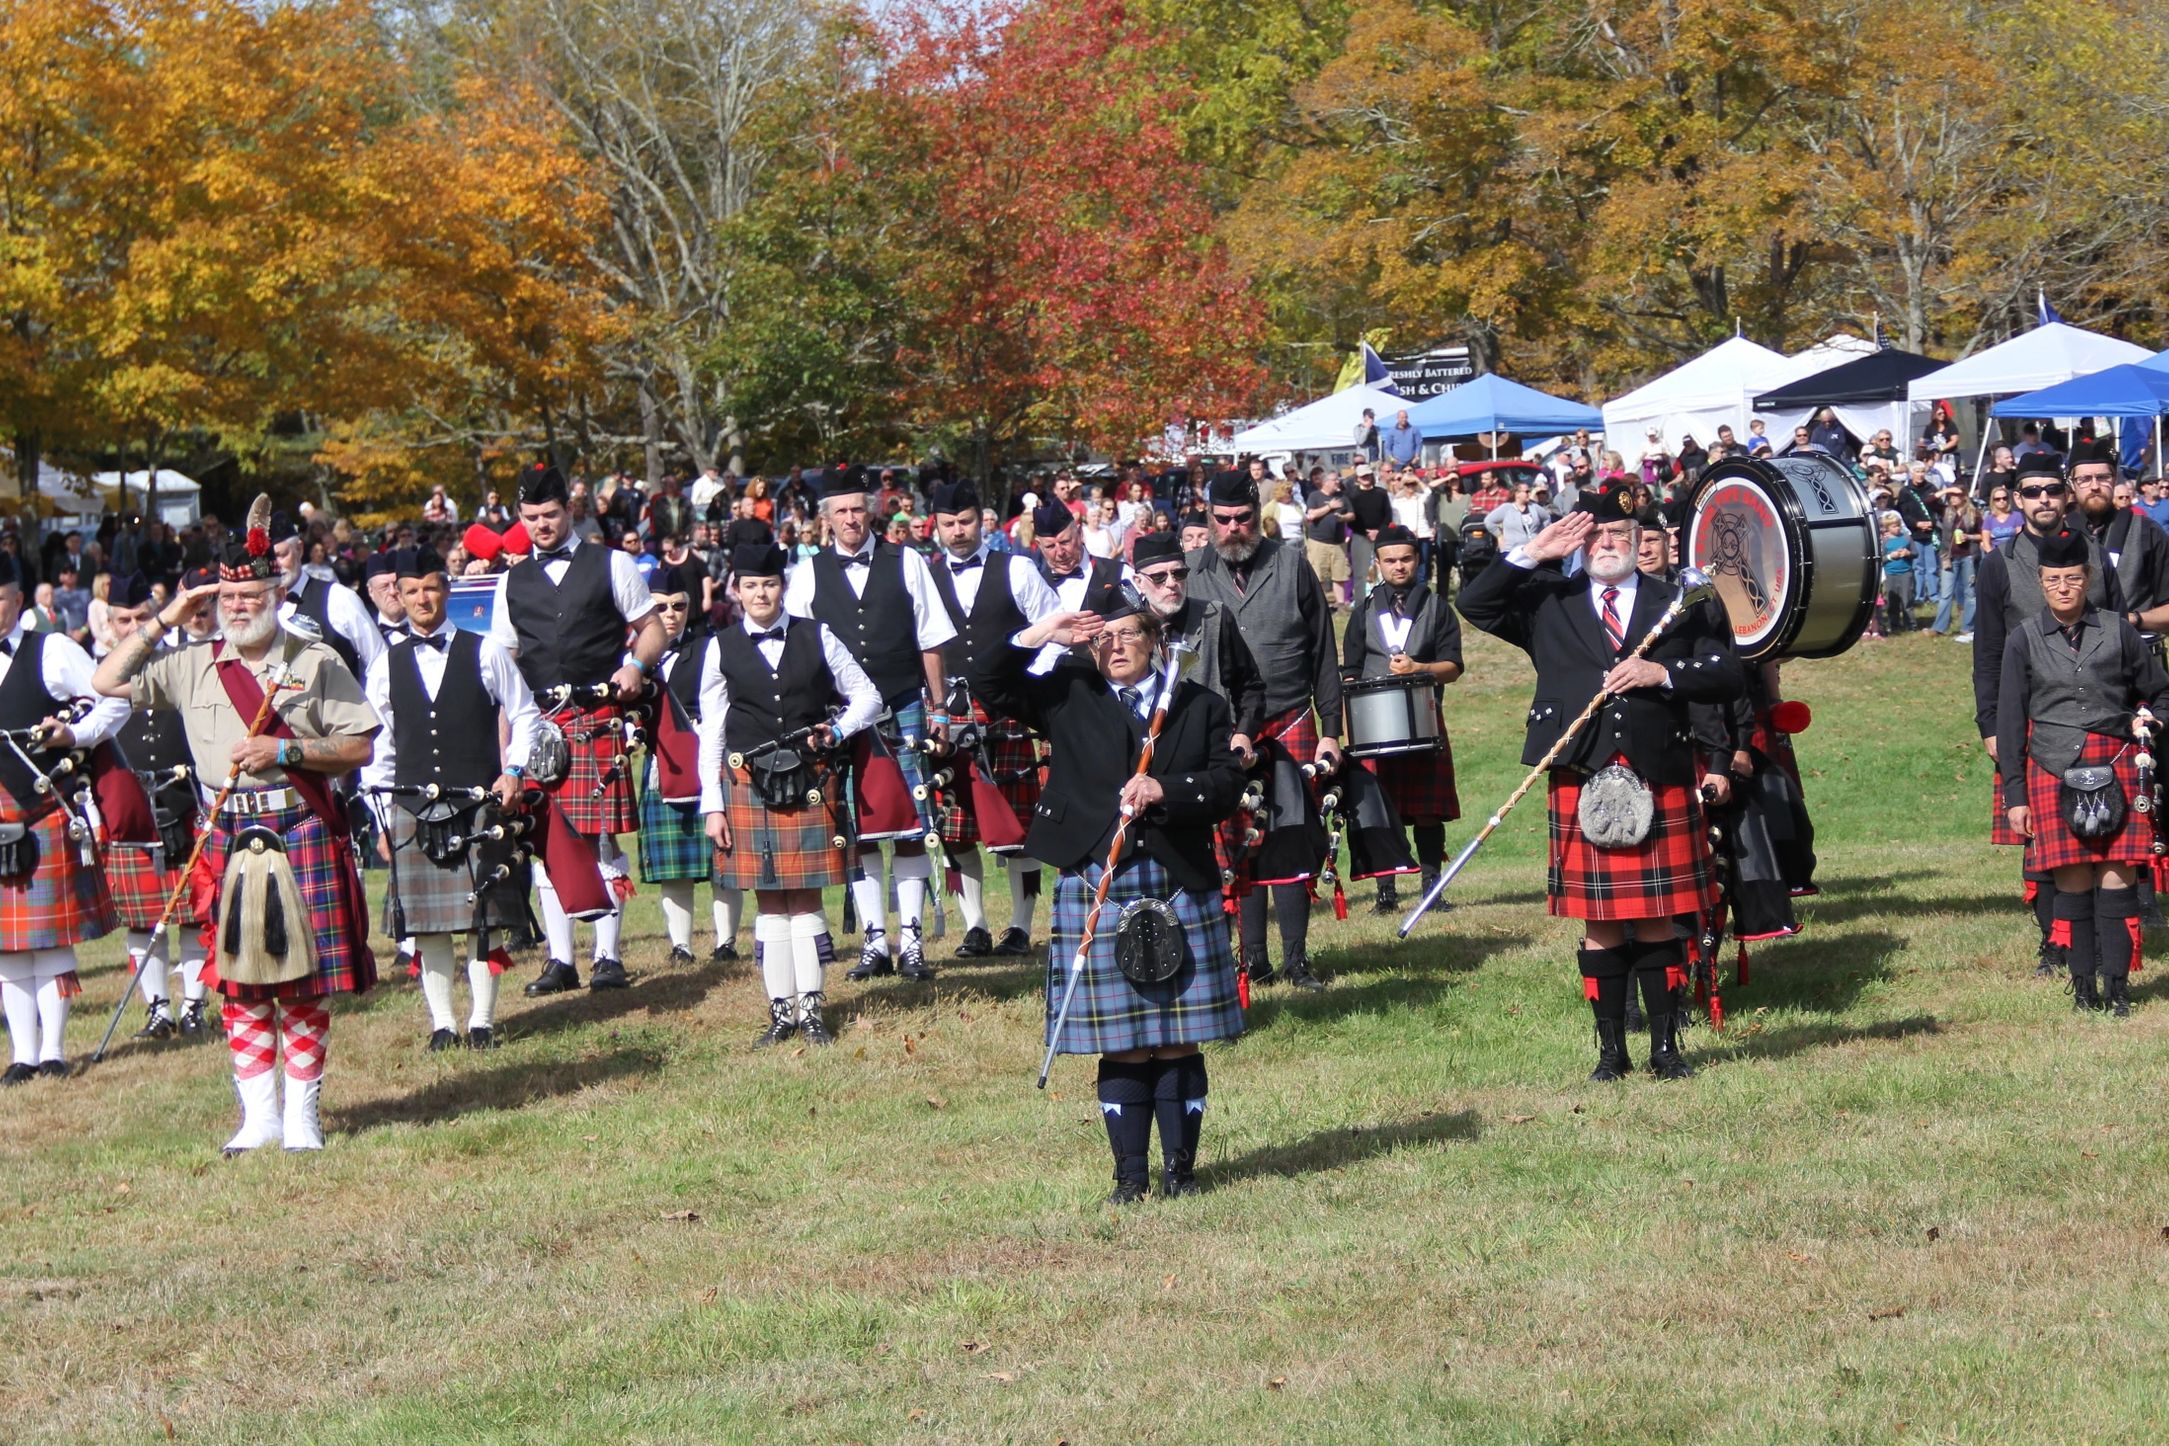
{"left": 1752, "top": 348, "right": 1945, "bottom": 411}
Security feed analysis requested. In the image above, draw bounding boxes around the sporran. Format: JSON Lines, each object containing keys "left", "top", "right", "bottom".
{"left": 1577, "top": 763, "right": 1655, "bottom": 850}
{"left": 2061, "top": 765, "right": 2126, "bottom": 839}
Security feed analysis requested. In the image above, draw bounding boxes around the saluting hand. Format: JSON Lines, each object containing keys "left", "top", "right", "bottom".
{"left": 1525, "top": 511, "right": 1592, "bottom": 563}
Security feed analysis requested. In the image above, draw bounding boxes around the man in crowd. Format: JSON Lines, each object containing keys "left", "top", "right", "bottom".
{"left": 1382, "top": 408, "right": 1422, "bottom": 469}
{"left": 1303, "top": 468, "right": 1354, "bottom": 610}
{"left": 271, "top": 510, "right": 383, "bottom": 684}
{"left": 1485, "top": 479, "right": 1551, "bottom": 553}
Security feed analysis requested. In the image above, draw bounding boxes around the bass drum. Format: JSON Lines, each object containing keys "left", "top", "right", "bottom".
{"left": 1683, "top": 453, "right": 1877, "bottom": 661}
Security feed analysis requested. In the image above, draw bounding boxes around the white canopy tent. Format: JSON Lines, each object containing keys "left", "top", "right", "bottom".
{"left": 1226, "top": 385, "right": 1409, "bottom": 455}
{"left": 1601, "top": 336, "right": 1796, "bottom": 470}
{"left": 95, "top": 468, "right": 201, "bottom": 527}
{"left": 1905, "top": 322, "right": 2151, "bottom": 403}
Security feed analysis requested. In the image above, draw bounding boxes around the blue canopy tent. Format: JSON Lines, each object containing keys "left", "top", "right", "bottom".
{"left": 1992, "top": 364, "right": 2169, "bottom": 476}
{"left": 1405, "top": 373, "right": 1602, "bottom": 457}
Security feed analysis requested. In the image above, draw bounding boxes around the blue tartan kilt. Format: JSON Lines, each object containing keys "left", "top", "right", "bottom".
{"left": 1046, "top": 855, "right": 1243, "bottom": 1056}
{"left": 638, "top": 764, "right": 717, "bottom": 883}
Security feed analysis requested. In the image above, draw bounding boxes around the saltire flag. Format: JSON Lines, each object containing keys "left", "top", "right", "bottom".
{"left": 2038, "top": 288, "right": 2064, "bottom": 327}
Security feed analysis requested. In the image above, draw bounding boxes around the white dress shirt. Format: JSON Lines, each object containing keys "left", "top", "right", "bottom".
{"left": 359, "top": 623, "right": 540, "bottom": 795}
{"left": 0, "top": 621, "right": 128, "bottom": 746}
{"left": 782, "top": 540, "right": 956, "bottom": 653}
{"left": 486, "top": 536, "right": 659, "bottom": 655}
{"left": 281, "top": 575, "right": 387, "bottom": 678}
{"left": 937, "top": 545, "right": 1062, "bottom": 624}
{"left": 695, "top": 614, "right": 882, "bottom": 816}
{"left": 1502, "top": 544, "right": 1639, "bottom": 624}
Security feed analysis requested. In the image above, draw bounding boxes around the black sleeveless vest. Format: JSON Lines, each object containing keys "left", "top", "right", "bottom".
{"left": 293, "top": 575, "right": 361, "bottom": 678}
{"left": 927, "top": 551, "right": 1025, "bottom": 693}
{"left": 716, "top": 620, "right": 832, "bottom": 756}
{"left": 119, "top": 700, "right": 191, "bottom": 775}
{"left": 0, "top": 632, "right": 65, "bottom": 812}
{"left": 662, "top": 631, "right": 706, "bottom": 722}
{"left": 386, "top": 632, "right": 500, "bottom": 791}
{"left": 503, "top": 543, "right": 624, "bottom": 692}
{"left": 809, "top": 544, "right": 918, "bottom": 703}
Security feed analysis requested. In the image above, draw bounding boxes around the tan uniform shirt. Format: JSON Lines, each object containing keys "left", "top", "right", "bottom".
{"left": 129, "top": 631, "right": 380, "bottom": 793}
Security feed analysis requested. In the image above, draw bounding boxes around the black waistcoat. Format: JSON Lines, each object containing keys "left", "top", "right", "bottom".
{"left": 504, "top": 543, "right": 624, "bottom": 692}
{"left": 927, "top": 552, "right": 1023, "bottom": 694}
{"left": 717, "top": 621, "right": 832, "bottom": 756}
{"left": 387, "top": 632, "right": 500, "bottom": 792}
{"left": 809, "top": 544, "right": 917, "bottom": 703}
{"left": 293, "top": 575, "right": 362, "bottom": 679}
{"left": 0, "top": 632, "right": 64, "bottom": 811}
{"left": 119, "top": 699, "right": 191, "bottom": 776}
{"left": 662, "top": 632, "right": 706, "bottom": 722}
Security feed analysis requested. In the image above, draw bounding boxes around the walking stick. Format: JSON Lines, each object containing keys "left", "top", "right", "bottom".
{"left": 1038, "top": 641, "right": 1187, "bottom": 1089}
{"left": 1398, "top": 568, "right": 1717, "bottom": 939}
{"left": 89, "top": 667, "right": 298, "bottom": 1064}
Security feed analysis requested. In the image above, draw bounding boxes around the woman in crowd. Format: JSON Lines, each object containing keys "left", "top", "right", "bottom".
{"left": 1983, "top": 483, "right": 2023, "bottom": 552}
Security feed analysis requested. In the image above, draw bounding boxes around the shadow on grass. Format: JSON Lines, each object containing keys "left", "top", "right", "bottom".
{"left": 334, "top": 1041, "right": 669, "bottom": 1132}
{"left": 495, "top": 962, "right": 728, "bottom": 1042}
{"left": 1718, "top": 928, "right": 1904, "bottom": 1016}
{"left": 1711, "top": 1011, "right": 1943, "bottom": 1065}
{"left": 1211, "top": 1108, "right": 1482, "bottom": 1186}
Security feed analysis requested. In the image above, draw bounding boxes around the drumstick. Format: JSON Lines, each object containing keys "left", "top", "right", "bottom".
{"left": 1039, "top": 642, "right": 1187, "bottom": 1090}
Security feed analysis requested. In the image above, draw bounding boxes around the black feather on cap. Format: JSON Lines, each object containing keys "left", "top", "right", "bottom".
{"left": 2036, "top": 527, "right": 2091, "bottom": 569}
{"left": 1573, "top": 483, "right": 1639, "bottom": 522}
{"left": 927, "top": 479, "right": 980, "bottom": 516}
{"left": 110, "top": 571, "right": 154, "bottom": 608}
{"left": 1373, "top": 524, "right": 1419, "bottom": 552}
{"left": 392, "top": 547, "right": 447, "bottom": 581}
{"left": 1206, "top": 471, "right": 1256, "bottom": 509}
{"left": 731, "top": 541, "right": 788, "bottom": 578}
{"left": 518, "top": 462, "right": 570, "bottom": 508}
{"left": 2015, "top": 454, "right": 2065, "bottom": 483}
{"left": 1131, "top": 532, "right": 1183, "bottom": 570}
{"left": 1032, "top": 502, "right": 1076, "bottom": 537}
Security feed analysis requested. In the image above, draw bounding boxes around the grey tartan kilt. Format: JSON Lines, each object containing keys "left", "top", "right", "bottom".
{"left": 1046, "top": 854, "right": 1243, "bottom": 1056}
{"left": 383, "top": 806, "right": 521, "bottom": 938}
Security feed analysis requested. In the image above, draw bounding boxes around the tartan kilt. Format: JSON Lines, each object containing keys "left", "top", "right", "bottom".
{"left": 382, "top": 807, "right": 493, "bottom": 938}
{"left": 544, "top": 704, "right": 635, "bottom": 837}
{"left": 1046, "top": 855, "right": 1243, "bottom": 1056}
{"left": 1990, "top": 769, "right": 2025, "bottom": 847}
{"left": 935, "top": 713, "right": 1041, "bottom": 853}
{"left": 197, "top": 803, "right": 374, "bottom": 1002}
{"left": 1262, "top": 705, "right": 1320, "bottom": 767}
{"left": 1547, "top": 768, "right": 1710, "bottom": 921}
{"left": 0, "top": 808, "right": 116, "bottom": 950}
{"left": 638, "top": 765, "right": 717, "bottom": 883}
{"left": 2023, "top": 733, "right": 2152, "bottom": 871}
{"left": 1370, "top": 726, "right": 1460, "bottom": 824}
{"left": 107, "top": 841, "right": 181, "bottom": 933}
{"left": 716, "top": 765, "right": 848, "bottom": 891}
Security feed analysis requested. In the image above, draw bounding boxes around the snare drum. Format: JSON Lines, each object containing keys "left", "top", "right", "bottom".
{"left": 1343, "top": 674, "right": 1444, "bottom": 758}
{"left": 1684, "top": 453, "right": 1878, "bottom": 661}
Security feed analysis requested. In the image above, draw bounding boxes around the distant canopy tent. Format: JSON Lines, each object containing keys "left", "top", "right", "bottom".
{"left": 1752, "top": 348, "right": 1944, "bottom": 460}
{"left": 1404, "top": 373, "right": 1602, "bottom": 457}
{"left": 1602, "top": 335, "right": 1797, "bottom": 470}
{"left": 1910, "top": 321, "right": 2155, "bottom": 479}
{"left": 93, "top": 468, "right": 202, "bottom": 527}
{"left": 1990, "top": 365, "right": 2169, "bottom": 478}
{"left": 1226, "top": 384, "right": 1411, "bottom": 455}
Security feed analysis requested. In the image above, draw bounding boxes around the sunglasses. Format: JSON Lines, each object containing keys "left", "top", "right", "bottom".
{"left": 1139, "top": 566, "right": 1190, "bottom": 584}
{"left": 2018, "top": 483, "right": 2069, "bottom": 499}
{"left": 1210, "top": 510, "right": 1256, "bottom": 526}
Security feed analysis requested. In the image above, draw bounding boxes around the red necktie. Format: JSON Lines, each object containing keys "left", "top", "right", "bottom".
{"left": 1601, "top": 587, "right": 1625, "bottom": 652}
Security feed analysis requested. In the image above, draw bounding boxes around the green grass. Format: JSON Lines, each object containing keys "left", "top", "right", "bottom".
{"left": 5, "top": 622, "right": 2165, "bottom": 1443}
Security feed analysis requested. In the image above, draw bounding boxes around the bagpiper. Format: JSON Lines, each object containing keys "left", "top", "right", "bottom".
{"left": 0, "top": 551, "right": 129, "bottom": 1084}
{"left": 93, "top": 497, "right": 381, "bottom": 1152}
{"left": 785, "top": 470, "right": 956, "bottom": 983}
{"left": 491, "top": 463, "right": 664, "bottom": 996}
{"left": 923, "top": 480, "right": 1063, "bottom": 956}
{"left": 105, "top": 571, "right": 210, "bottom": 1042}
{"left": 636, "top": 560, "right": 742, "bottom": 966}
{"left": 699, "top": 542, "right": 881, "bottom": 1045}
{"left": 361, "top": 548, "right": 540, "bottom": 1050}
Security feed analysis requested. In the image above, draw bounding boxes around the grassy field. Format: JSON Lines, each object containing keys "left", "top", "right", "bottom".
{"left": 6, "top": 618, "right": 2167, "bottom": 1443}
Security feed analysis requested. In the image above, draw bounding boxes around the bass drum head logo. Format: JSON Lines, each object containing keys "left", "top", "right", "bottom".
{"left": 1688, "top": 479, "right": 1792, "bottom": 652}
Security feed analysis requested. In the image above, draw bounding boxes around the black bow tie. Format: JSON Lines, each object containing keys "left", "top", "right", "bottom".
{"left": 1049, "top": 568, "right": 1082, "bottom": 583}
{"left": 410, "top": 631, "right": 449, "bottom": 651}
{"left": 0, "top": 638, "right": 14, "bottom": 658}
{"left": 751, "top": 626, "right": 787, "bottom": 643}
{"left": 949, "top": 556, "right": 983, "bottom": 574}
{"left": 538, "top": 547, "right": 574, "bottom": 563}
{"left": 839, "top": 551, "right": 872, "bottom": 568}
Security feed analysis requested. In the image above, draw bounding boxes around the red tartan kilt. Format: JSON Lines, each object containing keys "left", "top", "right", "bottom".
{"left": 107, "top": 842, "right": 180, "bottom": 932}
{"left": 934, "top": 714, "right": 1040, "bottom": 851}
{"left": 1547, "top": 769, "right": 1710, "bottom": 921}
{"left": 544, "top": 705, "right": 635, "bottom": 837}
{"left": 2022, "top": 734, "right": 2152, "bottom": 871}
{"left": 193, "top": 804, "right": 374, "bottom": 1001}
{"left": 1370, "top": 729, "right": 1459, "bottom": 824}
{"left": 716, "top": 766, "right": 848, "bottom": 891}
{"left": 1262, "top": 706, "right": 1319, "bottom": 767}
{"left": 0, "top": 809, "right": 116, "bottom": 950}
{"left": 1990, "top": 770, "right": 2024, "bottom": 846}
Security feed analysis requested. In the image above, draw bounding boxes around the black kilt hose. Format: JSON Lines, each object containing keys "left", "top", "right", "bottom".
{"left": 715, "top": 764, "right": 849, "bottom": 892}
{"left": 1547, "top": 768, "right": 1711, "bottom": 922}
{"left": 1046, "top": 857, "right": 1244, "bottom": 1055}
{"left": 2022, "top": 732, "right": 2153, "bottom": 871}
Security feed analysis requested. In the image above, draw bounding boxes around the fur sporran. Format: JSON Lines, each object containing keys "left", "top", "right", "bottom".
{"left": 1577, "top": 764, "right": 1655, "bottom": 850}
{"left": 215, "top": 826, "right": 316, "bottom": 987}
{"left": 2060, "top": 765, "right": 2126, "bottom": 839}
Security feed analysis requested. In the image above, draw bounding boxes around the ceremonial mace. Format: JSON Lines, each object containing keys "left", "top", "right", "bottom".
{"left": 1398, "top": 568, "right": 1718, "bottom": 939}
{"left": 89, "top": 666, "right": 300, "bottom": 1064}
{"left": 1038, "top": 638, "right": 1189, "bottom": 1089}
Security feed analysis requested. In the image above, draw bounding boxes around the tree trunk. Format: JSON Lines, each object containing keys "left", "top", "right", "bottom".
{"left": 11, "top": 430, "right": 37, "bottom": 503}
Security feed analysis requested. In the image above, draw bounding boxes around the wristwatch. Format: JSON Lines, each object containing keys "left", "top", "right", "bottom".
{"left": 505, "top": 763, "right": 526, "bottom": 780}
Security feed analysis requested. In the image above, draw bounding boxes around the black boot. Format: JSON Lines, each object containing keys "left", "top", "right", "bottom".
{"left": 1646, "top": 1006, "right": 1696, "bottom": 1079}
{"left": 1098, "top": 1058, "right": 1154, "bottom": 1203}
{"left": 2095, "top": 886, "right": 2139, "bottom": 1018}
{"left": 1638, "top": 945, "right": 1696, "bottom": 1079}
{"left": 1153, "top": 1054, "right": 1207, "bottom": 1197}
{"left": 754, "top": 997, "right": 796, "bottom": 1048}
{"left": 797, "top": 991, "right": 834, "bottom": 1045}
{"left": 1591, "top": 1017, "right": 1632, "bottom": 1081}
{"left": 1371, "top": 878, "right": 1399, "bottom": 916}
{"left": 1281, "top": 954, "right": 1326, "bottom": 992}
{"left": 1241, "top": 948, "right": 1275, "bottom": 988}
{"left": 2106, "top": 973, "right": 2132, "bottom": 1018}
{"left": 1580, "top": 946, "right": 1631, "bottom": 1081}
{"left": 523, "top": 958, "right": 579, "bottom": 996}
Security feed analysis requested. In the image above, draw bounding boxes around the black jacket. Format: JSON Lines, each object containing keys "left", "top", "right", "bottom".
{"left": 973, "top": 642, "right": 1242, "bottom": 892}
{"left": 1457, "top": 559, "right": 1744, "bottom": 786}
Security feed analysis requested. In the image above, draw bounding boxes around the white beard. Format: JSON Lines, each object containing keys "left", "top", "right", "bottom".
{"left": 1584, "top": 550, "right": 1636, "bottom": 585}
{"left": 219, "top": 605, "right": 279, "bottom": 649}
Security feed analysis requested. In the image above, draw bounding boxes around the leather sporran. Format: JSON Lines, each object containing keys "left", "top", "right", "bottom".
{"left": 2061, "top": 765, "right": 2126, "bottom": 839}
{"left": 411, "top": 799, "right": 477, "bottom": 865}
{"left": 1577, "top": 764, "right": 1655, "bottom": 850}
{"left": 1114, "top": 897, "right": 1186, "bottom": 985}
{"left": 152, "top": 802, "right": 194, "bottom": 860}
{"left": 0, "top": 820, "right": 36, "bottom": 879}
{"left": 747, "top": 748, "right": 813, "bottom": 809}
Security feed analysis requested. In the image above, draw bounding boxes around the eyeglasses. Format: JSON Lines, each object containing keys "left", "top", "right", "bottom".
{"left": 1210, "top": 510, "right": 1255, "bottom": 526}
{"left": 1139, "top": 566, "right": 1190, "bottom": 585}
{"left": 2018, "top": 483, "right": 2069, "bottom": 499}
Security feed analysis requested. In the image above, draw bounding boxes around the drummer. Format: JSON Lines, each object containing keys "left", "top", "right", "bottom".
{"left": 1340, "top": 524, "right": 1461, "bottom": 912}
